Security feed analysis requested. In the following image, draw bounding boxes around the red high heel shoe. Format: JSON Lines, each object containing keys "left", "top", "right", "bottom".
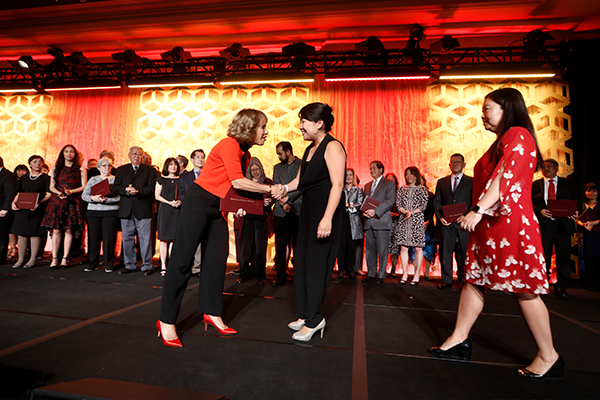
{"left": 203, "top": 315, "right": 237, "bottom": 335}
{"left": 156, "top": 320, "right": 183, "bottom": 347}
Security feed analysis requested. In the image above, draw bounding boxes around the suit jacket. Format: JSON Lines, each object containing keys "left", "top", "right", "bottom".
{"left": 363, "top": 177, "right": 395, "bottom": 230}
{"left": 179, "top": 168, "right": 201, "bottom": 201}
{"left": 272, "top": 158, "right": 302, "bottom": 217}
{"left": 0, "top": 168, "right": 17, "bottom": 211}
{"left": 532, "top": 177, "right": 578, "bottom": 235}
{"left": 113, "top": 163, "right": 157, "bottom": 219}
{"left": 433, "top": 174, "right": 474, "bottom": 228}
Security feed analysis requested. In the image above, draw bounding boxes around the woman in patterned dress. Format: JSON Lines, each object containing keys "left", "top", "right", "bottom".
{"left": 428, "top": 88, "right": 563, "bottom": 380}
{"left": 394, "top": 167, "right": 429, "bottom": 285}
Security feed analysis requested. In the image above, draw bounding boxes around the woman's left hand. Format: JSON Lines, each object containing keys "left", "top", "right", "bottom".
{"left": 234, "top": 208, "right": 247, "bottom": 218}
{"left": 585, "top": 220, "right": 599, "bottom": 231}
{"left": 460, "top": 211, "right": 483, "bottom": 232}
{"left": 317, "top": 217, "right": 332, "bottom": 239}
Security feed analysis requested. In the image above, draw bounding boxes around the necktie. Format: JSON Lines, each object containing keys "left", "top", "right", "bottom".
{"left": 452, "top": 177, "right": 459, "bottom": 193}
{"left": 133, "top": 165, "right": 138, "bottom": 174}
{"left": 371, "top": 179, "right": 378, "bottom": 196}
{"left": 194, "top": 169, "right": 200, "bottom": 180}
{"left": 548, "top": 179, "right": 556, "bottom": 200}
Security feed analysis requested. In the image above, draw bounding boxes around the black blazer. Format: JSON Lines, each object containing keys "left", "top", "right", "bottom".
{"left": 178, "top": 169, "right": 199, "bottom": 201}
{"left": 113, "top": 163, "right": 156, "bottom": 219}
{"left": 532, "top": 177, "right": 578, "bottom": 235}
{"left": 0, "top": 168, "right": 17, "bottom": 211}
{"left": 433, "top": 174, "right": 474, "bottom": 227}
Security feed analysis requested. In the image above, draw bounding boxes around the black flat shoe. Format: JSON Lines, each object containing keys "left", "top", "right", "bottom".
{"left": 428, "top": 338, "right": 472, "bottom": 360}
{"left": 119, "top": 268, "right": 136, "bottom": 274}
{"left": 517, "top": 355, "right": 564, "bottom": 380}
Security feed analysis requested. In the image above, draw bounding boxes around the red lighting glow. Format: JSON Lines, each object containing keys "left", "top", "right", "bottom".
{"left": 44, "top": 85, "right": 122, "bottom": 92}
{"left": 325, "top": 75, "right": 430, "bottom": 82}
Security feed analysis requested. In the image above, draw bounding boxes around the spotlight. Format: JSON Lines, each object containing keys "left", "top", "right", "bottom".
{"left": 65, "top": 51, "right": 90, "bottom": 66}
{"left": 111, "top": 50, "right": 142, "bottom": 64}
{"left": 282, "top": 42, "right": 316, "bottom": 56}
{"left": 9, "top": 56, "right": 39, "bottom": 71}
{"left": 47, "top": 47, "right": 65, "bottom": 62}
{"left": 524, "top": 29, "right": 554, "bottom": 50}
{"left": 160, "top": 47, "right": 192, "bottom": 62}
{"left": 355, "top": 36, "right": 385, "bottom": 53}
{"left": 405, "top": 24, "right": 426, "bottom": 51}
{"left": 430, "top": 35, "right": 461, "bottom": 52}
{"left": 219, "top": 43, "right": 250, "bottom": 60}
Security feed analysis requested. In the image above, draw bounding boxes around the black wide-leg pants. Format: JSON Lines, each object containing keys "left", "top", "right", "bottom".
{"left": 160, "top": 184, "right": 229, "bottom": 324}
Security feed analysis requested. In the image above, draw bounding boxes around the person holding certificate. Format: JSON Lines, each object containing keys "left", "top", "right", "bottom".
{"left": 81, "top": 157, "right": 120, "bottom": 273}
{"left": 157, "top": 109, "right": 283, "bottom": 347}
{"left": 577, "top": 182, "right": 600, "bottom": 292}
{"left": 11, "top": 155, "right": 51, "bottom": 268}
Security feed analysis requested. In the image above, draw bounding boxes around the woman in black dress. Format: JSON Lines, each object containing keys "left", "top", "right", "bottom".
{"left": 10, "top": 155, "right": 51, "bottom": 268}
{"left": 155, "top": 157, "right": 182, "bottom": 276}
{"left": 282, "top": 102, "right": 347, "bottom": 341}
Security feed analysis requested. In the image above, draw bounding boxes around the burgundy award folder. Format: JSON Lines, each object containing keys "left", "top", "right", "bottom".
{"left": 442, "top": 202, "right": 468, "bottom": 223}
{"left": 16, "top": 192, "right": 39, "bottom": 210}
{"left": 547, "top": 199, "right": 577, "bottom": 218}
{"left": 91, "top": 178, "right": 111, "bottom": 197}
{"left": 578, "top": 207, "right": 600, "bottom": 233}
{"left": 220, "top": 187, "right": 263, "bottom": 215}
{"left": 360, "top": 196, "right": 381, "bottom": 214}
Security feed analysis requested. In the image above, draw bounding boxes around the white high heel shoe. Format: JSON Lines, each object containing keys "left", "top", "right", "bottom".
{"left": 287, "top": 319, "right": 305, "bottom": 331}
{"left": 292, "top": 318, "right": 325, "bottom": 342}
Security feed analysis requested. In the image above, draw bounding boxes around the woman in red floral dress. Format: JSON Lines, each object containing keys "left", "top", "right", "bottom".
{"left": 428, "top": 88, "right": 563, "bottom": 380}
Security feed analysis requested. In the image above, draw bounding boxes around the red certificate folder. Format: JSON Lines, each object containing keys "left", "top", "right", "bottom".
{"left": 442, "top": 202, "right": 468, "bottom": 223}
{"left": 360, "top": 196, "right": 381, "bottom": 214}
{"left": 91, "top": 179, "right": 111, "bottom": 197}
{"left": 578, "top": 207, "right": 600, "bottom": 233}
{"left": 220, "top": 187, "right": 263, "bottom": 215}
{"left": 547, "top": 199, "right": 577, "bottom": 218}
{"left": 16, "top": 192, "right": 39, "bottom": 210}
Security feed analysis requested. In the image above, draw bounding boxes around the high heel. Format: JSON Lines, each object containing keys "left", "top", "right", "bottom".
{"left": 410, "top": 279, "right": 420, "bottom": 286}
{"left": 203, "top": 314, "right": 237, "bottom": 335}
{"left": 428, "top": 338, "right": 472, "bottom": 360}
{"left": 160, "top": 264, "right": 167, "bottom": 276}
{"left": 50, "top": 257, "right": 59, "bottom": 270}
{"left": 156, "top": 320, "right": 183, "bottom": 347}
{"left": 292, "top": 318, "right": 325, "bottom": 342}
{"left": 288, "top": 319, "right": 305, "bottom": 331}
{"left": 517, "top": 355, "right": 564, "bottom": 380}
{"left": 60, "top": 257, "right": 69, "bottom": 268}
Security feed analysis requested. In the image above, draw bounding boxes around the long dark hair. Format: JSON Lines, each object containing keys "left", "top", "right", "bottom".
{"left": 53, "top": 144, "right": 81, "bottom": 184}
{"left": 162, "top": 157, "right": 180, "bottom": 176}
{"left": 486, "top": 88, "right": 543, "bottom": 169}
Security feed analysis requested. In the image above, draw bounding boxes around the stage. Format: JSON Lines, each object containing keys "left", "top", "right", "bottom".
{"left": 0, "top": 257, "right": 599, "bottom": 400}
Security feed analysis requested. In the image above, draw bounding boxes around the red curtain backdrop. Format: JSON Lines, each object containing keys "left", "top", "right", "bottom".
{"left": 314, "top": 78, "right": 429, "bottom": 186}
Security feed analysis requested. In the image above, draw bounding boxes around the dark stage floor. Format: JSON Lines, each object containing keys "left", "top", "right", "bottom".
{"left": 1, "top": 256, "right": 599, "bottom": 400}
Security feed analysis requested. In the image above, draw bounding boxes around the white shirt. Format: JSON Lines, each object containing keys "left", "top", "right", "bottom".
{"left": 371, "top": 176, "right": 382, "bottom": 195}
{"left": 544, "top": 177, "right": 558, "bottom": 203}
{"left": 451, "top": 172, "right": 464, "bottom": 191}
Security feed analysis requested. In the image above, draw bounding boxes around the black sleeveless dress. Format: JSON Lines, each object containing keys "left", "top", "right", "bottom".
{"left": 294, "top": 133, "right": 346, "bottom": 328}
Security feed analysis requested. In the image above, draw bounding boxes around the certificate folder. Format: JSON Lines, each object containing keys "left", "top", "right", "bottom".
{"left": 547, "top": 199, "right": 577, "bottom": 218}
{"left": 91, "top": 178, "right": 111, "bottom": 197}
{"left": 578, "top": 207, "right": 600, "bottom": 233}
{"left": 220, "top": 187, "right": 263, "bottom": 215}
{"left": 442, "top": 202, "right": 468, "bottom": 223}
{"left": 360, "top": 196, "right": 381, "bottom": 214}
{"left": 16, "top": 192, "right": 39, "bottom": 210}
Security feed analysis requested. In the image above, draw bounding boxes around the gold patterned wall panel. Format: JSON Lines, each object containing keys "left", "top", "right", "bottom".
{"left": 0, "top": 94, "right": 51, "bottom": 169}
{"left": 426, "top": 80, "right": 572, "bottom": 180}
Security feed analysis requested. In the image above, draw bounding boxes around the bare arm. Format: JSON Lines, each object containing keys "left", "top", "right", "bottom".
{"left": 317, "top": 141, "right": 346, "bottom": 239}
{"left": 66, "top": 166, "right": 87, "bottom": 195}
{"left": 231, "top": 177, "right": 272, "bottom": 194}
{"left": 460, "top": 163, "right": 504, "bottom": 232}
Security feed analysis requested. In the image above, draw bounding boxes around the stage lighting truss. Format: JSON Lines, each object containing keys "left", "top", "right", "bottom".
{"left": 0, "top": 45, "right": 564, "bottom": 93}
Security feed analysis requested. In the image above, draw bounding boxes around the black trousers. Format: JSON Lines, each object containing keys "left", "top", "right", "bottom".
{"left": 439, "top": 225, "right": 469, "bottom": 284}
{"left": 0, "top": 213, "right": 13, "bottom": 264}
{"left": 238, "top": 218, "right": 269, "bottom": 280}
{"left": 541, "top": 221, "right": 572, "bottom": 291}
{"left": 337, "top": 212, "right": 360, "bottom": 274}
{"left": 273, "top": 213, "right": 298, "bottom": 281}
{"left": 160, "top": 184, "right": 229, "bottom": 324}
{"left": 86, "top": 212, "right": 119, "bottom": 269}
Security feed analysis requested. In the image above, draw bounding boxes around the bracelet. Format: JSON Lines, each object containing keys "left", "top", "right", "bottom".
{"left": 283, "top": 184, "right": 289, "bottom": 194}
{"left": 268, "top": 185, "right": 272, "bottom": 194}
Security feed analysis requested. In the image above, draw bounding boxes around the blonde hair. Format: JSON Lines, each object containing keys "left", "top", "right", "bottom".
{"left": 227, "top": 109, "right": 267, "bottom": 144}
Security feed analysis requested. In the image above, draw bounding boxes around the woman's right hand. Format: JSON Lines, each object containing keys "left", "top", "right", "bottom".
{"left": 11, "top": 202, "right": 18, "bottom": 211}
{"left": 585, "top": 220, "right": 599, "bottom": 231}
{"left": 234, "top": 208, "right": 247, "bottom": 218}
{"left": 91, "top": 195, "right": 105, "bottom": 203}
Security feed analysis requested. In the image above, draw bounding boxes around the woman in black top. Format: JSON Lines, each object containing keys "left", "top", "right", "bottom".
{"left": 155, "top": 157, "right": 182, "bottom": 276}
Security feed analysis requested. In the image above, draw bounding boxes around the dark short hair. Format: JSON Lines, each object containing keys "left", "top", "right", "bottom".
{"left": 370, "top": 160, "right": 384, "bottom": 174}
{"left": 176, "top": 155, "right": 189, "bottom": 168}
{"left": 162, "top": 157, "right": 180, "bottom": 176}
{"left": 0, "top": 156, "right": 4, "bottom": 168}
{"left": 276, "top": 141, "right": 293, "bottom": 155}
{"left": 384, "top": 172, "right": 399, "bottom": 189}
{"left": 404, "top": 166, "right": 421, "bottom": 184}
{"left": 543, "top": 158, "right": 559, "bottom": 167}
{"left": 450, "top": 153, "right": 464, "bottom": 162}
{"left": 299, "top": 103, "right": 334, "bottom": 133}
{"left": 584, "top": 182, "right": 598, "bottom": 204}
{"left": 28, "top": 155, "right": 44, "bottom": 164}
{"left": 190, "top": 149, "right": 205, "bottom": 159}
{"left": 14, "top": 164, "right": 29, "bottom": 175}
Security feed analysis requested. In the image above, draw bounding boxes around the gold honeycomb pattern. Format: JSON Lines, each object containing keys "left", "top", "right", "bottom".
{"left": 426, "top": 80, "right": 573, "bottom": 180}
{"left": 0, "top": 94, "right": 51, "bottom": 168}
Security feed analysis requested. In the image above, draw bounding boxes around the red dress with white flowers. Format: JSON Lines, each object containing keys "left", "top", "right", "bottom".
{"left": 464, "top": 127, "right": 549, "bottom": 295}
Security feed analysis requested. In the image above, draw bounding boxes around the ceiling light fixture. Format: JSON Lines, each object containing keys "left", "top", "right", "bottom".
{"left": 219, "top": 72, "right": 314, "bottom": 85}
{"left": 127, "top": 76, "right": 214, "bottom": 88}
{"left": 325, "top": 70, "right": 430, "bottom": 82}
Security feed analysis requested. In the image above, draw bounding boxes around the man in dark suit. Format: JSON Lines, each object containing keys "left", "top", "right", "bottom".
{"left": 0, "top": 157, "right": 17, "bottom": 264}
{"left": 178, "top": 149, "right": 205, "bottom": 277}
{"left": 271, "top": 141, "right": 302, "bottom": 286}
{"left": 433, "top": 153, "right": 473, "bottom": 289}
{"left": 113, "top": 146, "right": 157, "bottom": 275}
{"left": 532, "top": 158, "right": 579, "bottom": 297}
{"left": 362, "top": 161, "right": 396, "bottom": 284}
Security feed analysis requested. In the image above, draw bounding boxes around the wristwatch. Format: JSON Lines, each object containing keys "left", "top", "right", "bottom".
{"left": 473, "top": 205, "right": 482, "bottom": 214}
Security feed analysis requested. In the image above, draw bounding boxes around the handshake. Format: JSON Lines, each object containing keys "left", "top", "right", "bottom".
{"left": 270, "top": 184, "right": 288, "bottom": 200}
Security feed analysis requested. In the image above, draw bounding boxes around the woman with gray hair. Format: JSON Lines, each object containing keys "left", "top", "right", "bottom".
{"left": 81, "top": 157, "right": 120, "bottom": 272}
{"left": 236, "top": 157, "right": 273, "bottom": 284}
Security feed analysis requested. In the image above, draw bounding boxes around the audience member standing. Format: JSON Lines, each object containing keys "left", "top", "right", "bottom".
{"left": 42, "top": 145, "right": 87, "bottom": 268}
{"left": 337, "top": 168, "right": 364, "bottom": 279}
{"left": 362, "top": 161, "right": 395, "bottom": 284}
{"left": 113, "top": 146, "right": 157, "bottom": 275}
{"left": 433, "top": 154, "right": 473, "bottom": 289}
{"left": 385, "top": 173, "right": 401, "bottom": 276}
{"left": 0, "top": 157, "right": 18, "bottom": 264}
{"left": 11, "top": 155, "right": 51, "bottom": 269}
{"left": 155, "top": 157, "right": 182, "bottom": 276}
{"left": 271, "top": 141, "right": 302, "bottom": 286}
{"left": 176, "top": 155, "right": 189, "bottom": 175}
{"left": 532, "top": 158, "right": 579, "bottom": 297}
{"left": 578, "top": 182, "right": 600, "bottom": 292}
{"left": 8, "top": 165, "right": 27, "bottom": 258}
{"left": 81, "top": 157, "right": 120, "bottom": 272}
